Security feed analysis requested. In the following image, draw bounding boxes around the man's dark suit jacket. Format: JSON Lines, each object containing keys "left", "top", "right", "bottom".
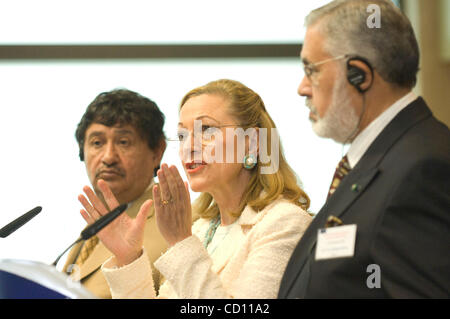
{"left": 278, "top": 97, "right": 450, "bottom": 298}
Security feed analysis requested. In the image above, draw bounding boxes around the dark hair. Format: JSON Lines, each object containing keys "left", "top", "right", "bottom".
{"left": 75, "top": 89, "right": 166, "bottom": 162}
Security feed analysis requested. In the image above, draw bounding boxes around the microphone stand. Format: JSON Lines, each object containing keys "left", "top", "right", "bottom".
{"left": 51, "top": 203, "right": 128, "bottom": 268}
{"left": 51, "top": 237, "right": 83, "bottom": 267}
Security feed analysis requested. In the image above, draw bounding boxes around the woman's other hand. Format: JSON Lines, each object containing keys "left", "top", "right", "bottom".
{"left": 154, "top": 164, "right": 192, "bottom": 247}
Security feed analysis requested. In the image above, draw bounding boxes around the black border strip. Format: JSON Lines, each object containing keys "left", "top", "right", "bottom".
{"left": 0, "top": 44, "right": 301, "bottom": 60}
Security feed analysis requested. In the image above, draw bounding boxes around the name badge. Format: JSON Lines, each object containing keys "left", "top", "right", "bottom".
{"left": 315, "top": 224, "right": 357, "bottom": 260}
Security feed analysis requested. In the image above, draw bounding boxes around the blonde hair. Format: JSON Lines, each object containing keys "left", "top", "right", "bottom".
{"left": 180, "top": 79, "right": 310, "bottom": 219}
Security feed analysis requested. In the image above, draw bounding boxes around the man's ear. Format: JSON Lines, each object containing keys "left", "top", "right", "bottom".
{"left": 152, "top": 139, "right": 167, "bottom": 177}
{"left": 155, "top": 139, "right": 167, "bottom": 163}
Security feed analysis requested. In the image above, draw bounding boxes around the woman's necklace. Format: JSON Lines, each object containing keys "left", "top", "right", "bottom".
{"left": 203, "top": 214, "right": 221, "bottom": 249}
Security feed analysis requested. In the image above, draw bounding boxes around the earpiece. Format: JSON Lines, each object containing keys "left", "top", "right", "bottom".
{"left": 342, "top": 56, "right": 374, "bottom": 144}
{"left": 346, "top": 56, "right": 374, "bottom": 93}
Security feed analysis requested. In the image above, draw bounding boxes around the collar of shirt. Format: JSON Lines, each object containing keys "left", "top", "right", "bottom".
{"left": 126, "top": 179, "right": 155, "bottom": 209}
{"left": 346, "top": 91, "right": 418, "bottom": 169}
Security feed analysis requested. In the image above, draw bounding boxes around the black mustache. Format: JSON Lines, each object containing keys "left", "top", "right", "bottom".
{"left": 96, "top": 169, "right": 125, "bottom": 178}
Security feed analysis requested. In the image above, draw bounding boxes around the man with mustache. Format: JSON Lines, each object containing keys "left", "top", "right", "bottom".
{"left": 278, "top": 0, "right": 450, "bottom": 298}
{"left": 62, "top": 89, "right": 168, "bottom": 298}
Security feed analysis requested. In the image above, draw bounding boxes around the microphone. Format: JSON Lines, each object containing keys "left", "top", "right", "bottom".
{"left": 51, "top": 203, "right": 128, "bottom": 267}
{"left": 0, "top": 206, "right": 42, "bottom": 238}
{"left": 80, "top": 203, "right": 128, "bottom": 240}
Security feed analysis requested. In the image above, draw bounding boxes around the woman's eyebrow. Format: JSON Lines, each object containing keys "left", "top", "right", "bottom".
{"left": 178, "top": 115, "right": 220, "bottom": 127}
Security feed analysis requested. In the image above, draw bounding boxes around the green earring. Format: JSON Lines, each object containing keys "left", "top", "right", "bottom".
{"left": 243, "top": 154, "right": 257, "bottom": 170}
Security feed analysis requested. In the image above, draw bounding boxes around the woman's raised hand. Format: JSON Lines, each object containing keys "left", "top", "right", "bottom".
{"left": 153, "top": 164, "right": 192, "bottom": 247}
{"left": 78, "top": 179, "right": 152, "bottom": 267}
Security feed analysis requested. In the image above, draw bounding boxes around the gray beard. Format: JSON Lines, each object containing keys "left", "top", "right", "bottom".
{"left": 307, "top": 78, "right": 360, "bottom": 144}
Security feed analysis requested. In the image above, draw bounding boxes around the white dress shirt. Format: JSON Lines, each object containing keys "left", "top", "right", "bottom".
{"left": 347, "top": 91, "right": 418, "bottom": 168}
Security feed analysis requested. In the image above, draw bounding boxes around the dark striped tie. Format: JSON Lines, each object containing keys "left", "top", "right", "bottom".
{"left": 327, "top": 155, "right": 351, "bottom": 199}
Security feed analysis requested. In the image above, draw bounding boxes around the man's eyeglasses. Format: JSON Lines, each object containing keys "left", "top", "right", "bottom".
{"left": 301, "top": 54, "right": 349, "bottom": 79}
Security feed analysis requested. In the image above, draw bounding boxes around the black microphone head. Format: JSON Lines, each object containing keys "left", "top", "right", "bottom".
{"left": 80, "top": 204, "right": 128, "bottom": 240}
{"left": 52, "top": 204, "right": 127, "bottom": 268}
{"left": 0, "top": 206, "right": 42, "bottom": 238}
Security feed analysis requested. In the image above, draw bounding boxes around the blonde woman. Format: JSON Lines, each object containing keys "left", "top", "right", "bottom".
{"left": 78, "top": 79, "right": 312, "bottom": 298}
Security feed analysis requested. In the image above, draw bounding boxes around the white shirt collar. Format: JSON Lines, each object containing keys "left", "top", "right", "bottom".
{"left": 347, "top": 91, "right": 418, "bottom": 168}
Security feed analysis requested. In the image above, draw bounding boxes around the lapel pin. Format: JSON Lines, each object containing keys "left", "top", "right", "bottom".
{"left": 325, "top": 215, "right": 343, "bottom": 228}
{"left": 351, "top": 183, "right": 360, "bottom": 192}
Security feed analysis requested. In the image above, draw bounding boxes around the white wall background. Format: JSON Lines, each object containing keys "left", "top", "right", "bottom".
{"left": 0, "top": 0, "right": 346, "bottom": 268}
{"left": 0, "top": 0, "right": 331, "bottom": 44}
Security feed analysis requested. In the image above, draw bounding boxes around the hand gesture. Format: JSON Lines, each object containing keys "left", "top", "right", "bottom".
{"left": 153, "top": 164, "right": 192, "bottom": 247}
{"left": 78, "top": 179, "right": 151, "bottom": 267}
